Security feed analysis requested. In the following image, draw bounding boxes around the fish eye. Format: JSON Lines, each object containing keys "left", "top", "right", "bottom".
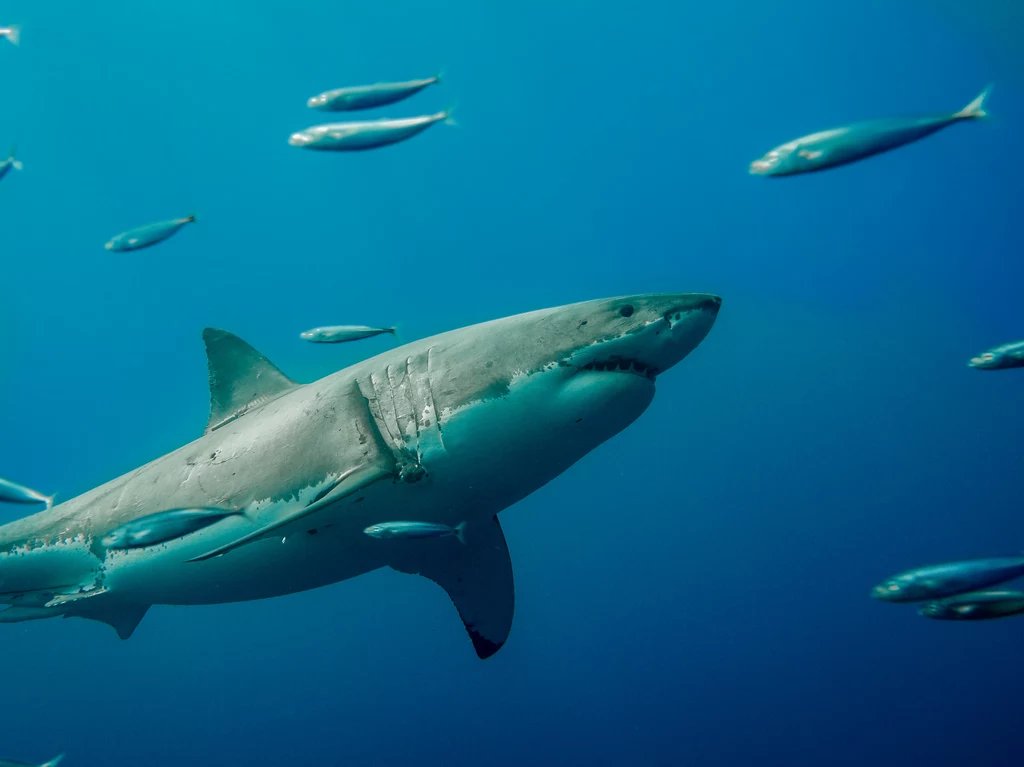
{"left": 887, "top": 583, "right": 900, "bottom": 591}
{"left": 619, "top": 305, "right": 634, "bottom": 318}
{"left": 982, "top": 353, "right": 995, "bottom": 361}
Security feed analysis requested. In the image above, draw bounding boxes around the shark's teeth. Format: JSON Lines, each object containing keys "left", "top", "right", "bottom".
{"left": 579, "top": 358, "right": 658, "bottom": 381}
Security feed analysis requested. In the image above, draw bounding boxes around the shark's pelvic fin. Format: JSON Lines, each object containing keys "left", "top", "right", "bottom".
{"left": 390, "top": 515, "right": 514, "bottom": 659}
{"left": 203, "top": 328, "right": 300, "bottom": 434}
{"left": 186, "top": 464, "right": 391, "bottom": 562}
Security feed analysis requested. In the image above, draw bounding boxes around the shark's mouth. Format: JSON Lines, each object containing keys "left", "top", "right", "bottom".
{"left": 578, "top": 356, "right": 658, "bottom": 381}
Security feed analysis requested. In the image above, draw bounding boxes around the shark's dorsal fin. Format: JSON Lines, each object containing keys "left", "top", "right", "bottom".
{"left": 203, "top": 328, "right": 299, "bottom": 434}
{"left": 390, "top": 515, "right": 515, "bottom": 659}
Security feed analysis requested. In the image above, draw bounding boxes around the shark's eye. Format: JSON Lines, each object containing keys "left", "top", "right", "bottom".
{"left": 619, "top": 305, "right": 634, "bottom": 318}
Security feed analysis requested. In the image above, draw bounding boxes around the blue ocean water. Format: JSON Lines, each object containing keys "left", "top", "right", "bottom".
{"left": 1, "top": 1, "right": 1021, "bottom": 765}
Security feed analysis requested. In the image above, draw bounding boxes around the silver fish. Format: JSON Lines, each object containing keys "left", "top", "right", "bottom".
{"left": 919, "top": 590, "right": 1024, "bottom": 621}
{"left": 105, "top": 215, "right": 195, "bottom": 252}
{"left": 307, "top": 74, "right": 441, "bottom": 112}
{"left": 968, "top": 339, "right": 1024, "bottom": 370}
{"left": 0, "top": 476, "right": 53, "bottom": 511}
{"left": 300, "top": 325, "right": 396, "bottom": 344}
{"left": 288, "top": 110, "right": 455, "bottom": 152}
{"left": 101, "top": 507, "right": 245, "bottom": 550}
{"left": 750, "top": 87, "right": 990, "bottom": 177}
{"left": 872, "top": 555, "right": 1024, "bottom": 602}
{"left": 364, "top": 521, "right": 467, "bottom": 544}
{"left": 0, "top": 26, "right": 20, "bottom": 46}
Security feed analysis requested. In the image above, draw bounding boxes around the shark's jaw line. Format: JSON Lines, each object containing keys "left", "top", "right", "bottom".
{"left": 565, "top": 319, "right": 667, "bottom": 382}
{"left": 563, "top": 305, "right": 716, "bottom": 383}
{"left": 577, "top": 357, "right": 659, "bottom": 381}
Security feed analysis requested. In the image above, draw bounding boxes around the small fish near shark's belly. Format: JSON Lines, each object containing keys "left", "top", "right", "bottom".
{"left": 100, "top": 467, "right": 496, "bottom": 606}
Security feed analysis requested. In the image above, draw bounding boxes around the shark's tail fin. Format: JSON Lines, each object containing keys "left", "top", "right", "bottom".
{"left": 3, "top": 26, "right": 21, "bottom": 46}
{"left": 40, "top": 754, "right": 64, "bottom": 767}
{"left": 954, "top": 85, "right": 992, "bottom": 120}
{"left": 454, "top": 521, "right": 467, "bottom": 545}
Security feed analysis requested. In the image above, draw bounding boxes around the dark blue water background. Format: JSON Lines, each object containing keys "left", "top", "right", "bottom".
{"left": 1, "top": 1, "right": 1021, "bottom": 765}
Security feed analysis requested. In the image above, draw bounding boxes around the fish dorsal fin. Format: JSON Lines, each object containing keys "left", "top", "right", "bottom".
{"left": 203, "top": 328, "right": 299, "bottom": 434}
{"left": 389, "top": 515, "right": 515, "bottom": 659}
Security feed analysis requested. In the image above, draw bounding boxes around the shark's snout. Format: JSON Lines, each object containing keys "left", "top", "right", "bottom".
{"left": 567, "top": 293, "right": 721, "bottom": 382}
{"left": 666, "top": 294, "right": 721, "bottom": 317}
{"left": 653, "top": 293, "right": 721, "bottom": 373}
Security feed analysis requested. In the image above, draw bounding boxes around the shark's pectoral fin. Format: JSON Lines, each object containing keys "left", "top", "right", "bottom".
{"left": 187, "top": 464, "right": 392, "bottom": 562}
{"left": 203, "top": 328, "right": 300, "bottom": 434}
{"left": 390, "top": 515, "right": 514, "bottom": 660}
{"left": 72, "top": 602, "right": 150, "bottom": 639}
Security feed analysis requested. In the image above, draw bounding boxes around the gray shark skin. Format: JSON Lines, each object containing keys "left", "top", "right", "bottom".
{"left": 0, "top": 293, "right": 721, "bottom": 658}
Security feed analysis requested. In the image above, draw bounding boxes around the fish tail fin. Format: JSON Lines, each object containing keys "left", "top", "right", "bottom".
{"left": 183, "top": 214, "right": 197, "bottom": 224}
{"left": 8, "top": 146, "right": 21, "bottom": 171}
{"left": 442, "top": 102, "right": 459, "bottom": 128}
{"left": 41, "top": 754, "right": 65, "bottom": 767}
{"left": 434, "top": 68, "right": 445, "bottom": 85}
{"left": 44, "top": 492, "right": 57, "bottom": 512}
{"left": 454, "top": 521, "right": 467, "bottom": 545}
{"left": 955, "top": 85, "right": 992, "bottom": 120}
{"left": 4, "top": 25, "right": 20, "bottom": 46}
{"left": 387, "top": 324, "right": 399, "bottom": 340}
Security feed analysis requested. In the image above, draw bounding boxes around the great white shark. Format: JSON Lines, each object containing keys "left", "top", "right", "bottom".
{"left": 0, "top": 292, "right": 720, "bottom": 658}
